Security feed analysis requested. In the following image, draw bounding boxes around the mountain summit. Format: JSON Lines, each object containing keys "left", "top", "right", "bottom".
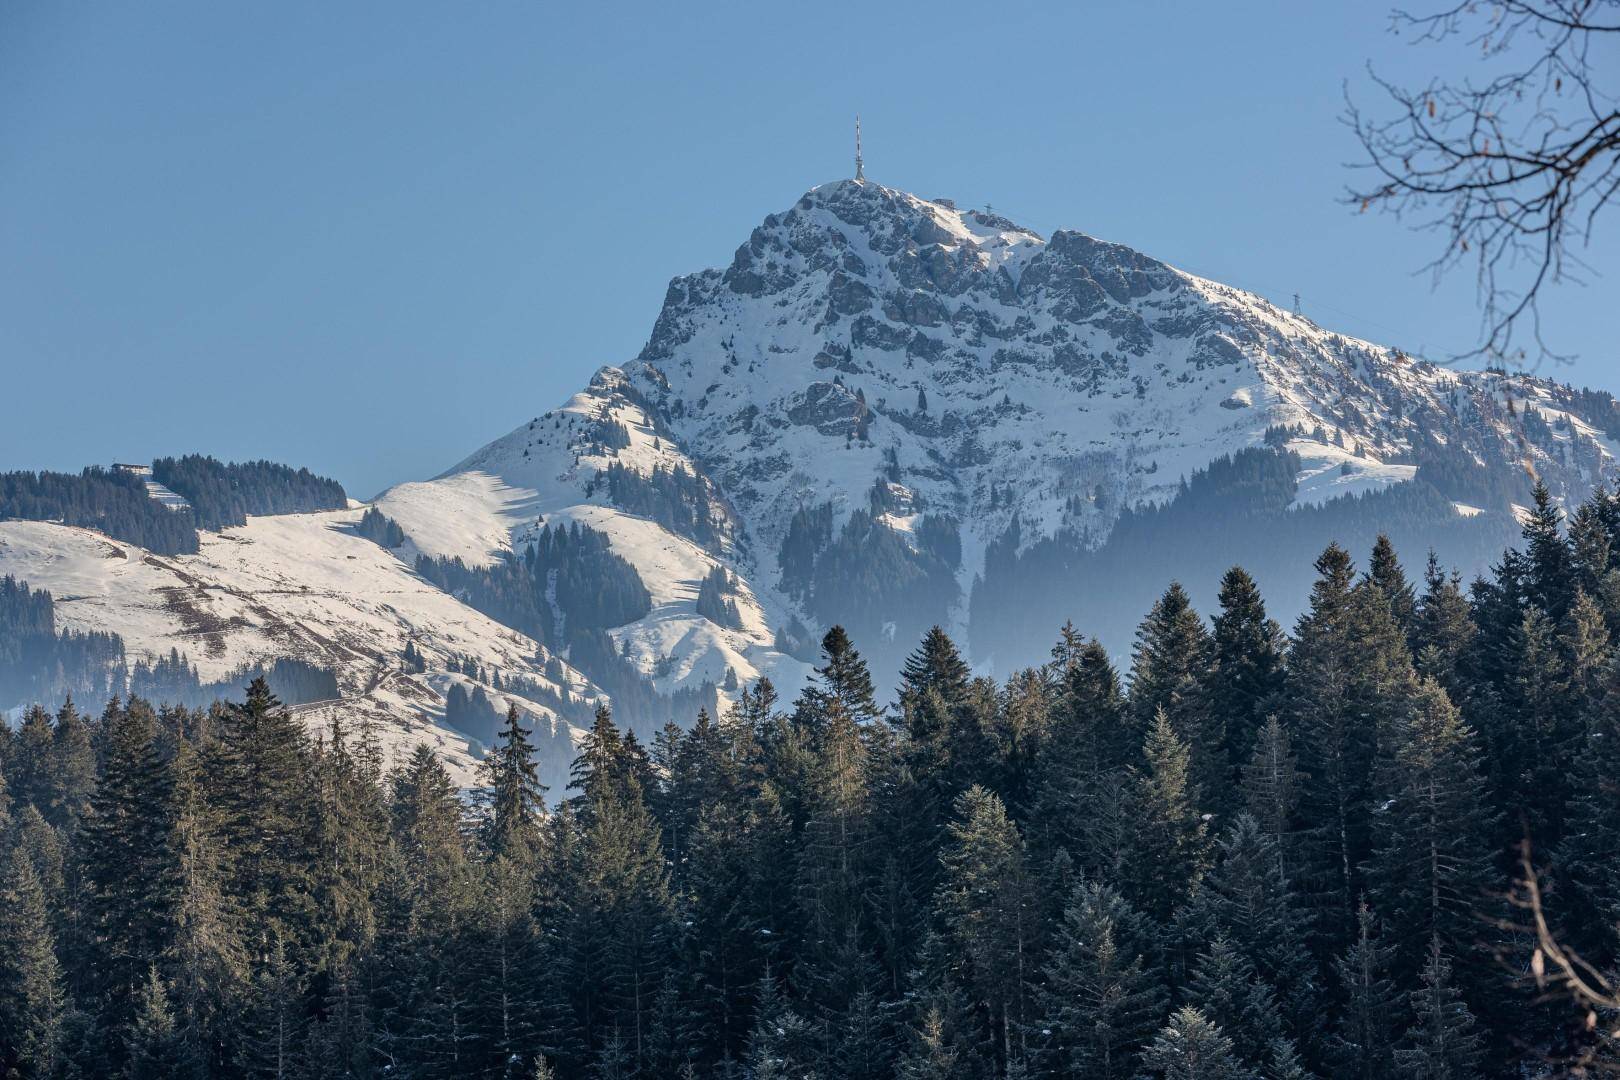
{"left": 5, "top": 178, "right": 1615, "bottom": 770}
{"left": 380, "top": 179, "right": 1620, "bottom": 686}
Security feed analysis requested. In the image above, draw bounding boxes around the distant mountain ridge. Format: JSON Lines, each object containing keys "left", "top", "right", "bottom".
{"left": 5, "top": 177, "right": 1619, "bottom": 779}
{"left": 380, "top": 178, "right": 1620, "bottom": 683}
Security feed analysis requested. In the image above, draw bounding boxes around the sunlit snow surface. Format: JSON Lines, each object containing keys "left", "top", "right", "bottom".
{"left": 8, "top": 179, "right": 1619, "bottom": 781}
{"left": 0, "top": 512, "right": 593, "bottom": 784}
{"left": 378, "top": 179, "right": 1620, "bottom": 712}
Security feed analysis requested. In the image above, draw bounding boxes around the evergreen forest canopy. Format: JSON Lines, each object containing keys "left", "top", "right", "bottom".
{"left": 415, "top": 523, "right": 718, "bottom": 738}
{"left": 150, "top": 456, "right": 348, "bottom": 532}
{"left": 4, "top": 483, "right": 1620, "bottom": 1078}
{"left": 0, "top": 456, "right": 348, "bottom": 555}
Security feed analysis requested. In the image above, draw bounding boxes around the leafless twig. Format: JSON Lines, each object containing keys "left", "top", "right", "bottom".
{"left": 1346, "top": 1, "right": 1620, "bottom": 368}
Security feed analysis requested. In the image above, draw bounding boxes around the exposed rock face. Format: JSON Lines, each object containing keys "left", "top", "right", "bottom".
{"left": 387, "top": 178, "right": 1620, "bottom": 687}
{"left": 19, "top": 178, "right": 1613, "bottom": 758}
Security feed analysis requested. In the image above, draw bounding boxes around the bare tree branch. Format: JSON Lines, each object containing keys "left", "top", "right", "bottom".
{"left": 1509, "top": 839, "right": 1620, "bottom": 1073}
{"left": 1346, "top": 0, "right": 1620, "bottom": 368}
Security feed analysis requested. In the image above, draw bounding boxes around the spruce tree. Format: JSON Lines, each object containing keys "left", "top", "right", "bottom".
{"left": 1568, "top": 487, "right": 1615, "bottom": 596}
{"left": 1206, "top": 566, "right": 1287, "bottom": 806}
{"left": 212, "top": 679, "right": 314, "bottom": 966}
{"left": 10, "top": 805, "right": 66, "bottom": 934}
{"left": 7, "top": 705, "right": 54, "bottom": 816}
{"left": 793, "top": 646, "right": 876, "bottom": 1017}
{"left": 46, "top": 699, "right": 96, "bottom": 834}
{"left": 1124, "top": 710, "right": 1212, "bottom": 921}
{"left": 0, "top": 841, "right": 66, "bottom": 1078}
{"left": 1192, "top": 814, "right": 1318, "bottom": 1041}
{"left": 903, "top": 931, "right": 992, "bottom": 1080}
{"left": 935, "top": 786, "right": 1038, "bottom": 1075}
{"left": 1263, "top": 1037, "right": 1318, "bottom": 1080}
{"left": 1411, "top": 553, "right": 1474, "bottom": 702}
{"left": 1142, "top": 1006, "right": 1248, "bottom": 1080}
{"left": 125, "top": 966, "right": 182, "bottom": 1080}
{"left": 745, "top": 968, "right": 818, "bottom": 1080}
{"left": 812, "top": 626, "right": 880, "bottom": 725}
{"left": 238, "top": 935, "right": 304, "bottom": 1080}
{"left": 372, "top": 745, "right": 477, "bottom": 1073}
{"left": 1184, "top": 935, "right": 1290, "bottom": 1072}
{"left": 482, "top": 704, "right": 547, "bottom": 858}
{"left": 1241, "top": 718, "right": 1305, "bottom": 893}
{"left": 1365, "top": 679, "right": 1494, "bottom": 975}
{"left": 681, "top": 801, "right": 774, "bottom": 1059}
{"left": 1560, "top": 654, "right": 1620, "bottom": 965}
{"left": 1031, "top": 637, "right": 1133, "bottom": 873}
{"left": 1497, "top": 605, "right": 1578, "bottom": 847}
{"left": 79, "top": 697, "right": 178, "bottom": 1038}
{"left": 896, "top": 1007, "right": 958, "bottom": 1080}
{"left": 1132, "top": 584, "right": 1219, "bottom": 804}
{"left": 1392, "top": 942, "right": 1484, "bottom": 1080}
{"left": 308, "top": 713, "right": 387, "bottom": 984}
{"left": 1367, "top": 535, "right": 1418, "bottom": 641}
{"left": 570, "top": 720, "right": 674, "bottom": 1068}
{"left": 1038, "top": 881, "right": 1164, "bottom": 1080}
{"left": 167, "top": 737, "right": 245, "bottom": 1077}
{"left": 828, "top": 987, "right": 894, "bottom": 1080}
{"left": 1286, "top": 544, "right": 1416, "bottom": 947}
{"left": 899, "top": 626, "right": 972, "bottom": 708}
{"left": 1325, "top": 903, "right": 1401, "bottom": 1080}
{"left": 1522, "top": 481, "right": 1576, "bottom": 623}
{"left": 469, "top": 850, "right": 545, "bottom": 1077}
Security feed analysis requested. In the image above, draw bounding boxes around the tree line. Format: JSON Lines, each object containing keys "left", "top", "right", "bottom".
{"left": 2, "top": 481, "right": 1619, "bottom": 1077}
{"left": 1, "top": 457, "right": 349, "bottom": 557}
{"left": 151, "top": 456, "right": 347, "bottom": 532}
{"left": 2, "top": 578, "right": 336, "bottom": 714}
{"left": 0, "top": 468, "right": 201, "bottom": 555}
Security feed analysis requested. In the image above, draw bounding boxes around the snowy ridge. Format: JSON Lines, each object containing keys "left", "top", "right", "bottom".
{"left": 6, "top": 176, "right": 1619, "bottom": 776}
{"left": 405, "top": 177, "right": 1619, "bottom": 672}
{"left": 0, "top": 511, "right": 595, "bottom": 785}
{"left": 375, "top": 368, "right": 812, "bottom": 703}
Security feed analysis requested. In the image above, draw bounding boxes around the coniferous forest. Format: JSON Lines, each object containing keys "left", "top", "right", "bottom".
{"left": 4, "top": 484, "right": 1620, "bottom": 1078}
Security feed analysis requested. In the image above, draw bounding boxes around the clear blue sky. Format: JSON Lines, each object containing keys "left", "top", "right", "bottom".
{"left": 3, "top": 1, "right": 1615, "bottom": 498}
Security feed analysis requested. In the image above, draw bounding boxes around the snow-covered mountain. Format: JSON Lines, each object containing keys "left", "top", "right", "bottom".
{"left": 381, "top": 178, "right": 1620, "bottom": 684}
{"left": 0, "top": 509, "right": 594, "bottom": 787}
{"left": 6, "top": 177, "right": 1619, "bottom": 781}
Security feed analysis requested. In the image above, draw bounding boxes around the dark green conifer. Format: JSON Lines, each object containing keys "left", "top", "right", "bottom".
{"left": 1367, "top": 535, "right": 1418, "bottom": 641}
{"left": 1393, "top": 942, "right": 1484, "bottom": 1080}
{"left": 1523, "top": 481, "right": 1576, "bottom": 622}
{"left": 212, "top": 679, "right": 314, "bottom": 965}
{"left": 1038, "top": 881, "right": 1164, "bottom": 1080}
{"left": 1142, "top": 1006, "right": 1248, "bottom": 1080}
{"left": 1286, "top": 544, "right": 1416, "bottom": 946}
{"left": 1366, "top": 679, "right": 1495, "bottom": 975}
{"left": 1031, "top": 637, "right": 1132, "bottom": 871}
{"left": 935, "top": 786, "right": 1038, "bottom": 1075}
{"left": 1325, "top": 904, "right": 1401, "bottom": 1080}
{"left": 125, "top": 967, "right": 182, "bottom": 1080}
{"left": 1206, "top": 567, "right": 1287, "bottom": 804}
{"left": 1124, "top": 710, "right": 1211, "bottom": 921}
{"left": 1411, "top": 553, "right": 1474, "bottom": 700}
{"left": 482, "top": 704, "right": 547, "bottom": 858}
{"left": 0, "top": 841, "right": 66, "bottom": 1078}
{"left": 79, "top": 697, "right": 178, "bottom": 1037}
{"left": 1132, "top": 584, "right": 1220, "bottom": 804}
{"left": 1184, "top": 935, "right": 1290, "bottom": 1072}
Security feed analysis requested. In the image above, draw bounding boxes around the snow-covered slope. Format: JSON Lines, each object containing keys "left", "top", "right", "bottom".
{"left": 8, "top": 176, "right": 1620, "bottom": 762}
{"left": 389, "top": 178, "right": 1620, "bottom": 681}
{"left": 376, "top": 371, "right": 813, "bottom": 703}
{"left": 0, "top": 510, "right": 595, "bottom": 785}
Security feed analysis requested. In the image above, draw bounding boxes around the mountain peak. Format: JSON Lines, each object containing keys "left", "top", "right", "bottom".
{"left": 396, "top": 175, "right": 1620, "bottom": 705}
